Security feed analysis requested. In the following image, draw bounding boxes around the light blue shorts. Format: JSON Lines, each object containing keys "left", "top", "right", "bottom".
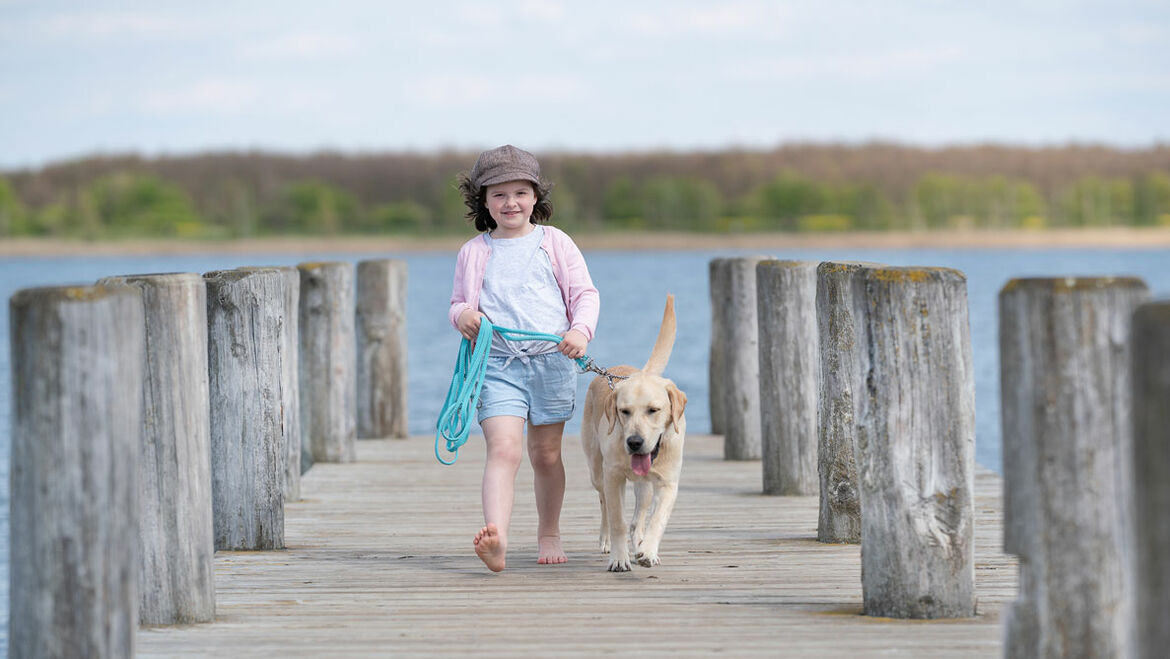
{"left": 477, "top": 352, "right": 577, "bottom": 426}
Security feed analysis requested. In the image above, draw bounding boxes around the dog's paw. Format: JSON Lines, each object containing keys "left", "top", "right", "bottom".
{"left": 635, "top": 552, "right": 660, "bottom": 567}
{"left": 599, "top": 539, "right": 610, "bottom": 553}
{"left": 607, "top": 557, "right": 633, "bottom": 572}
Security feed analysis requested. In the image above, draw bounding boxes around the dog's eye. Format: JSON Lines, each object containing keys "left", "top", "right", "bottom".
{"left": 647, "top": 407, "right": 660, "bottom": 415}
{"left": 620, "top": 409, "right": 631, "bottom": 416}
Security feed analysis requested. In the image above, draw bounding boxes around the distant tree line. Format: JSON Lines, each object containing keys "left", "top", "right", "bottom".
{"left": 2, "top": 144, "right": 1169, "bottom": 239}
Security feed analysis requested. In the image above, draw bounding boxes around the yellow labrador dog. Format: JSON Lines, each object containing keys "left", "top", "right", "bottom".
{"left": 581, "top": 295, "right": 687, "bottom": 572}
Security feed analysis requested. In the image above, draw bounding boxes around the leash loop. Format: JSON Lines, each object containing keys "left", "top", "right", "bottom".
{"left": 435, "top": 319, "right": 617, "bottom": 464}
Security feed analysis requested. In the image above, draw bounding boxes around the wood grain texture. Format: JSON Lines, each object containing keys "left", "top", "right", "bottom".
{"left": 136, "top": 434, "right": 1017, "bottom": 658}
{"left": 298, "top": 261, "right": 356, "bottom": 464}
{"left": 205, "top": 269, "right": 286, "bottom": 551}
{"left": 815, "top": 261, "right": 871, "bottom": 544}
{"left": 709, "top": 256, "right": 768, "bottom": 460}
{"left": 10, "top": 285, "right": 143, "bottom": 657}
{"left": 756, "top": 259, "right": 819, "bottom": 495}
{"left": 355, "top": 259, "right": 408, "bottom": 440}
{"left": 856, "top": 266, "right": 976, "bottom": 619}
{"left": 99, "top": 273, "right": 216, "bottom": 625}
{"left": 999, "top": 277, "right": 1148, "bottom": 658}
{"left": 1132, "top": 301, "right": 1170, "bottom": 659}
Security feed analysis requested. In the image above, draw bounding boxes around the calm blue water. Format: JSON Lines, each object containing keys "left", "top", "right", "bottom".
{"left": 2, "top": 244, "right": 1168, "bottom": 647}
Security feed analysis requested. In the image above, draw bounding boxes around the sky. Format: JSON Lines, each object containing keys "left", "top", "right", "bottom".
{"left": 1, "top": 0, "right": 1168, "bottom": 170}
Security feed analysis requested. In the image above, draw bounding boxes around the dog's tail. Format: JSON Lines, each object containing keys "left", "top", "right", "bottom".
{"left": 642, "top": 294, "right": 676, "bottom": 376}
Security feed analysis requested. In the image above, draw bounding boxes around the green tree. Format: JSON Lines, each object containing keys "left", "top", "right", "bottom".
{"left": 265, "top": 180, "right": 360, "bottom": 234}
{"left": 752, "top": 171, "right": 826, "bottom": 231}
{"left": 603, "top": 177, "right": 642, "bottom": 227}
{"left": 86, "top": 173, "right": 204, "bottom": 237}
{"left": 641, "top": 176, "right": 722, "bottom": 230}
{"left": 1134, "top": 172, "right": 1170, "bottom": 226}
{"left": 368, "top": 201, "right": 433, "bottom": 233}
{"left": 0, "top": 176, "right": 27, "bottom": 236}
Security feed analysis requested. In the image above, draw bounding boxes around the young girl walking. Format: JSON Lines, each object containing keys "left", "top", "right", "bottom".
{"left": 448, "top": 144, "right": 600, "bottom": 572}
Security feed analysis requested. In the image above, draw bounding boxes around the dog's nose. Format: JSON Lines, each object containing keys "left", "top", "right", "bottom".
{"left": 626, "top": 436, "right": 643, "bottom": 452}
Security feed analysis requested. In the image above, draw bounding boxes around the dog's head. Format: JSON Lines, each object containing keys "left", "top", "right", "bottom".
{"left": 602, "top": 373, "right": 687, "bottom": 477}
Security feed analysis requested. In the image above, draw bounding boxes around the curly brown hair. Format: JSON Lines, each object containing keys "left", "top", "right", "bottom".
{"left": 457, "top": 174, "right": 554, "bottom": 232}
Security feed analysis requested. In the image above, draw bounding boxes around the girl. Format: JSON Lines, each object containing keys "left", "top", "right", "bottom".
{"left": 448, "top": 144, "right": 600, "bottom": 571}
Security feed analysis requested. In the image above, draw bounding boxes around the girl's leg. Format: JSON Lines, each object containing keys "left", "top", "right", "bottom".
{"left": 476, "top": 415, "right": 525, "bottom": 572}
{"left": 528, "top": 421, "right": 568, "bottom": 564}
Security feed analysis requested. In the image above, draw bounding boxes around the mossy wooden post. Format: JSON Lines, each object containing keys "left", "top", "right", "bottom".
{"left": 356, "top": 259, "right": 408, "bottom": 439}
{"left": 856, "top": 266, "right": 976, "bottom": 619}
{"left": 814, "top": 261, "right": 874, "bottom": 543}
{"left": 239, "top": 266, "right": 302, "bottom": 500}
{"left": 9, "top": 285, "right": 143, "bottom": 657}
{"left": 709, "top": 256, "right": 767, "bottom": 460}
{"left": 299, "top": 261, "right": 357, "bottom": 463}
{"left": 98, "top": 273, "right": 215, "bottom": 625}
{"left": 205, "top": 269, "right": 286, "bottom": 550}
{"left": 1000, "top": 277, "right": 1148, "bottom": 658}
{"left": 1132, "top": 301, "right": 1170, "bottom": 659}
{"left": 756, "top": 260, "right": 819, "bottom": 495}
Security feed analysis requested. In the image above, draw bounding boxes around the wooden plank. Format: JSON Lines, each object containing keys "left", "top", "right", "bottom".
{"left": 138, "top": 434, "right": 1016, "bottom": 657}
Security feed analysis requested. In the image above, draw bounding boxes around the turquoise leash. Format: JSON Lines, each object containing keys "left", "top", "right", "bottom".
{"left": 434, "top": 319, "right": 594, "bottom": 465}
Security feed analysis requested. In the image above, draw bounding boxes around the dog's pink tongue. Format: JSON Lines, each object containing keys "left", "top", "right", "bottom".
{"left": 631, "top": 453, "right": 651, "bottom": 476}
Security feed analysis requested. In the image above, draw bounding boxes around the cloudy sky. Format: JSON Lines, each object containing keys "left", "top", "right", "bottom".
{"left": 1, "top": 0, "right": 1167, "bottom": 169}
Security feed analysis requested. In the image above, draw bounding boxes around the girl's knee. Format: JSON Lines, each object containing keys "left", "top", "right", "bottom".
{"left": 528, "top": 444, "right": 563, "bottom": 471}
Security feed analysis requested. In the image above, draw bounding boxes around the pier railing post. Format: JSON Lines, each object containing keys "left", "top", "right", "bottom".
{"left": 999, "top": 277, "right": 1148, "bottom": 657}
{"left": 239, "top": 266, "right": 302, "bottom": 500}
{"left": 857, "top": 266, "right": 976, "bottom": 619}
{"left": 814, "top": 261, "right": 873, "bottom": 543}
{"left": 205, "top": 269, "right": 286, "bottom": 550}
{"left": 298, "top": 261, "right": 357, "bottom": 464}
{"left": 356, "top": 259, "right": 408, "bottom": 439}
{"left": 709, "top": 256, "right": 767, "bottom": 460}
{"left": 756, "top": 259, "right": 819, "bottom": 495}
{"left": 98, "top": 273, "right": 215, "bottom": 624}
{"left": 9, "top": 285, "right": 143, "bottom": 657}
{"left": 1132, "top": 301, "right": 1170, "bottom": 659}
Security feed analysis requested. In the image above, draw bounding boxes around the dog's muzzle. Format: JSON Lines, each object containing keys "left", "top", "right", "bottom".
{"left": 627, "top": 435, "right": 661, "bottom": 477}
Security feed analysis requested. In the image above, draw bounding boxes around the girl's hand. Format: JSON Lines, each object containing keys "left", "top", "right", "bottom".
{"left": 457, "top": 309, "right": 485, "bottom": 341}
{"left": 557, "top": 329, "right": 588, "bottom": 360}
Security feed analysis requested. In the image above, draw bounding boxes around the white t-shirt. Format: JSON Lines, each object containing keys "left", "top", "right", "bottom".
{"left": 479, "top": 225, "right": 570, "bottom": 358}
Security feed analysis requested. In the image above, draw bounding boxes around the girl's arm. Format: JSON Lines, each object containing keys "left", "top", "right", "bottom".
{"left": 558, "top": 235, "right": 600, "bottom": 341}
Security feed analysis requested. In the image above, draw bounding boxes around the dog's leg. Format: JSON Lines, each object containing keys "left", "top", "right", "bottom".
{"left": 597, "top": 490, "right": 610, "bottom": 553}
{"left": 636, "top": 482, "right": 679, "bottom": 567}
{"left": 603, "top": 477, "right": 631, "bottom": 572}
{"left": 630, "top": 480, "right": 652, "bottom": 554}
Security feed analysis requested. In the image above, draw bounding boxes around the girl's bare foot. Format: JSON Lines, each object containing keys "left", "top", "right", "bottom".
{"left": 537, "top": 534, "right": 567, "bottom": 565}
{"left": 474, "top": 524, "right": 506, "bottom": 572}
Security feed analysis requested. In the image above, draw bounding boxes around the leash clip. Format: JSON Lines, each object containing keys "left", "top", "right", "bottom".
{"left": 577, "top": 356, "right": 629, "bottom": 390}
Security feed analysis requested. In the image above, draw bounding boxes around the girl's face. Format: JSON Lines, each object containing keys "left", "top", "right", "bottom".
{"left": 484, "top": 180, "right": 537, "bottom": 238}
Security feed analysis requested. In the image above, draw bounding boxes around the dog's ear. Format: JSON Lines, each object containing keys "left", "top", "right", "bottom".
{"left": 667, "top": 383, "right": 687, "bottom": 431}
{"left": 603, "top": 388, "right": 619, "bottom": 433}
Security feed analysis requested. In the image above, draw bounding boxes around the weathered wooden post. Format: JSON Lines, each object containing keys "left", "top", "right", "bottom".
{"left": 299, "top": 261, "right": 357, "bottom": 463}
{"left": 205, "top": 269, "right": 286, "bottom": 550}
{"left": 709, "top": 256, "right": 767, "bottom": 460}
{"left": 814, "top": 261, "right": 874, "bottom": 543}
{"left": 239, "top": 266, "right": 302, "bottom": 500}
{"left": 756, "top": 259, "right": 819, "bottom": 495}
{"left": 1000, "top": 277, "right": 1148, "bottom": 657}
{"left": 10, "top": 285, "right": 143, "bottom": 657}
{"left": 356, "top": 259, "right": 408, "bottom": 439}
{"left": 1132, "top": 301, "right": 1170, "bottom": 659}
{"left": 98, "top": 273, "right": 215, "bottom": 624}
{"left": 856, "top": 266, "right": 976, "bottom": 619}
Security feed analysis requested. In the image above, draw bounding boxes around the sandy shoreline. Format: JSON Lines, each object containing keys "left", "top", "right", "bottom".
{"left": 4, "top": 227, "right": 1170, "bottom": 256}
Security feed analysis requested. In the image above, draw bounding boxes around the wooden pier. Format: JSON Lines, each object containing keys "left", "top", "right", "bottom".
{"left": 137, "top": 433, "right": 1016, "bottom": 657}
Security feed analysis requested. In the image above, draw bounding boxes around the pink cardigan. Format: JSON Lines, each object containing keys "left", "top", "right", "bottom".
{"left": 448, "top": 225, "right": 600, "bottom": 341}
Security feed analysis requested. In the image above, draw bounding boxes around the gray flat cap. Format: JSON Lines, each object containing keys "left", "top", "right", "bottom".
{"left": 470, "top": 144, "right": 541, "bottom": 189}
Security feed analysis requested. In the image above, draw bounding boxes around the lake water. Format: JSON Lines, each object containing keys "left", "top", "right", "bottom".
{"left": 2, "top": 243, "right": 1169, "bottom": 647}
